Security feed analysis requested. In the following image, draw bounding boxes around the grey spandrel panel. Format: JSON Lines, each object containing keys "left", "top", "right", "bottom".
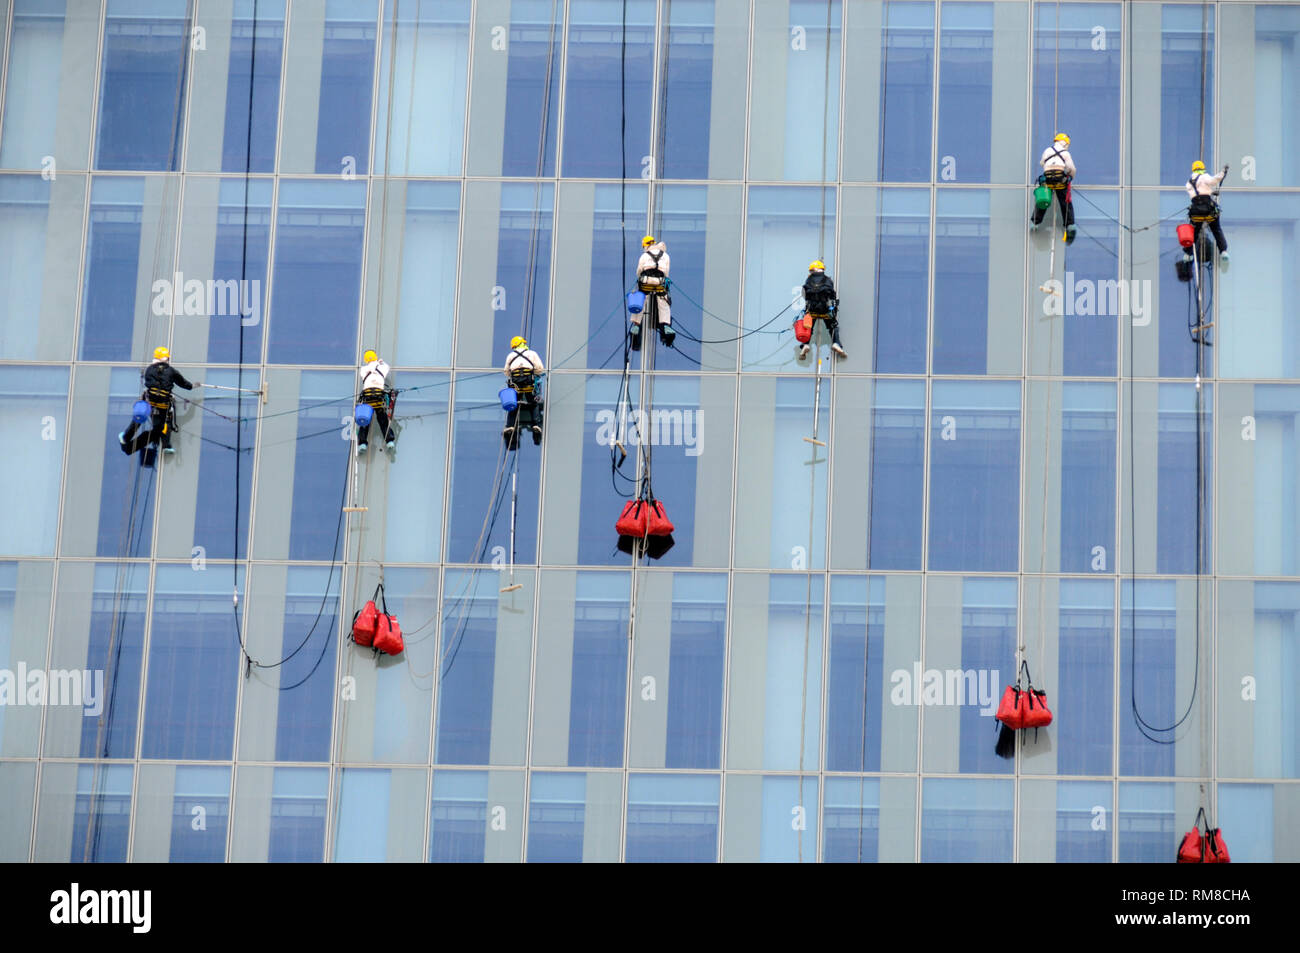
{"left": 0, "top": 365, "right": 68, "bottom": 556}
{"left": 0, "top": 173, "right": 86, "bottom": 362}
{"left": 1217, "top": 581, "right": 1300, "bottom": 781}
{"left": 0, "top": 0, "right": 101, "bottom": 173}
{"left": 184, "top": 0, "right": 285, "bottom": 174}
{"left": 0, "top": 761, "right": 37, "bottom": 861}
{"left": 0, "top": 562, "right": 54, "bottom": 758}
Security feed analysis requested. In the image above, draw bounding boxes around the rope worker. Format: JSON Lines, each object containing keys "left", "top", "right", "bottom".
{"left": 355, "top": 348, "right": 395, "bottom": 454}
{"left": 797, "top": 260, "right": 846, "bottom": 360}
{"left": 1030, "top": 132, "right": 1077, "bottom": 245}
{"left": 119, "top": 346, "right": 195, "bottom": 455}
{"left": 502, "top": 335, "right": 544, "bottom": 448}
{"left": 1185, "top": 160, "right": 1230, "bottom": 265}
{"left": 631, "top": 235, "right": 675, "bottom": 350}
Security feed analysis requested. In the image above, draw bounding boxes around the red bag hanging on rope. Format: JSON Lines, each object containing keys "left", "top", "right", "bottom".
{"left": 373, "top": 613, "right": 404, "bottom": 656}
{"left": 616, "top": 499, "right": 648, "bottom": 538}
{"left": 1023, "top": 688, "right": 1053, "bottom": 728}
{"left": 1204, "top": 827, "right": 1231, "bottom": 863}
{"left": 350, "top": 584, "right": 382, "bottom": 647}
{"left": 645, "top": 497, "right": 674, "bottom": 536}
{"left": 1177, "top": 808, "right": 1208, "bottom": 863}
{"left": 995, "top": 686, "right": 1026, "bottom": 730}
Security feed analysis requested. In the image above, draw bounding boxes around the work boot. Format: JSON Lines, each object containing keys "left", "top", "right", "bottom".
{"left": 1065, "top": 225, "right": 1077, "bottom": 245}
{"left": 1219, "top": 251, "right": 1229, "bottom": 268}
{"left": 831, "top": 343, "right": 847, "bottom": 359}
{"left": 358, "top": 443, "right": 367, "bottom": 455}
{"left": 163, "top": 446, "right": 175, "bottom": 455}
{"left": 386, "top": 440, "right": 395, "bottom": 452}
{"left": 531, "top": 425, "right": 542, "bottom": 445}
{"left": 797, "top": 343, "right": 811, "bottom": 360}
{"left": 118, "top": 432, "right": 127, "bottom": 445}
{"left": 659, "top": 325, "right": 675, "bottom": 347}
{"left": 629, "top": 323, "right": 641, "bottom": 351}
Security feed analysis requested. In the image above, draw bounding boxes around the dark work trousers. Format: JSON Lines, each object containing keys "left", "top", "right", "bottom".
{"left": 1032, "top": 180, "right": 1075, "bottom": 228}
{"left": 123, "top": 401, "right": 175, "bottom": 449}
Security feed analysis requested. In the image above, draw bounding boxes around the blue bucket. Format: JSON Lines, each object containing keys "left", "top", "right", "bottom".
{"left": 131, "top": 400, "right": 151, "bottom": 424}
{"left": 354, "top": 403, "right": 374, "bottom": 427}
{"left": 499, "top": 387, "right": 518, "bottom": 412}
{"left": 626, "top": 290, "right": 645, "bottom": 315}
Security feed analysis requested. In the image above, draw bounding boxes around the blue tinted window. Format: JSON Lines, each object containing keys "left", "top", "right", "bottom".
{"left": 665, "top": 574, "right": 726, "bottom": 769}
{"left": 1159, "top": 5, "right": 1213, "bottom": 186}
{"left": 936, "top": 3, "right": 992, "bottom": 183}
{"left": 562, "top": 0, "right": 655, "bottom": 178}
{"left": 661, "top": 1, "right": 718, "bottom": 180}
{"left": 429, "top": 771, "right": 487, "bottom": 863}
{"left": 206, "top": 179, "right": 271, "bottom": 365}
{"left": 626, "top": 774, "right": 719, "bottom": 862}
{"left": 141, "top": 566, "right": 242, "bottom": 761}
{"left": 0, "top": 365, "right": 68, "bottom": 556}
{"left": 168, "top": 766, "right": 230, "bottom": 862}
{"left": 1118, "top": 781, "right": 1175, "bottom": 862}
{"left": 95, "top": 0, "right": 189, "bottom": 170}
{"left": 267, "top": 767, "right": 327, "bottom": 863}
{"left": 933, "top": 189, "right": 990, "bottom": 373}
{"left": 1058, "top": 383, "right": 1116, "bottom": 572}
{"left": 569, "top": 574, "right": 630, "bottom": 767}
{"left": 826, "top": 576, "right": 884, "bottom": 772}
{"left": 71, "top": 764, "right": 133, "bottom": 863}
{"left": 1033, "top": 3, "right": 1122, "bottom": 186}
{"left": 221, "top": 1, "right": 284, "bottom": 173}
{"left": 490, "top": 183, "right": 553, "bottom": 359}
{"left": 958, "top": 577, "right": 1016, "bottom": 775}
{"left": 314, "top": 2, "right": 378, "bottom": 175}
{"left": 1055, "top": 580, "right": 1113, "bottom": 777}
{"left": 874, "top": 188, "right": 929, "bottom": 373}
{"left": 97, "top": 369, "right": 158, "bottom": 558}
{"left": 77, "top": 564, "right": 147, "bottom": 759}
{"left": 921, "top": 777, "right": 1013, "bottom": 862}
{"left": 822, "top": 777, "right": 880, "bottom": 863}
{"left": 189, "top": 369, "right": 257, "bottom": 561}
{"left": 436, "top": 570, "right": 500, "bottom": 765}
{"left": 393, "top": 184, "right": 460, "bottom": 368}
{"left": 1155, "top": 191, "right": 1202, "bottom": 379}
{"left": 928, "top": 380, "right": 1020, "bottom": 571}
{"left": 267, "top": 180, "right": 366, "bottom": 365}
{"left": 880, "top": 1, "right": 935, "bottom": 182}
{"left": 80, "top": 178, "right": 145, "bottom": 362}
{"left": 1120, "top": 580, "right": 1177, "bottom": 777}
{"left": 651, "top": 186, "right": 718, "bottom": 373}
{"left": 1056, "top": 189, "right": 1120, "bottom": 377}
{"left": 272, "top": 566, "right": 340, "bottom": 762}
{"left": 1055, "top": 780, "right": 1112, "bottom": 862}
{"left": 527, "top": 772, "right": 585, "bottom": 862}
{"left": 1156, "top": 383, "right": 1211, "bottom": 574}
{"left": 869, "top": 380, "right": 925, "bottom": 569}
{"left": 496, "top": 1, "right": 562, "bottom": 177}
{"left": 757, "top": 775, "right": 819, "bottom": 862}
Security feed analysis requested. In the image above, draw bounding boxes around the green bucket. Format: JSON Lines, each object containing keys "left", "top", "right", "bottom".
{"left": 1033, "top": 184, "right": 1052, "bottom": 211}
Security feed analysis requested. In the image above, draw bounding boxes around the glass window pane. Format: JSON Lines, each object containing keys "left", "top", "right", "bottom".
{"left": 429, "top": 769, "right": 525, "bottom": 862}
{"left": 332, "top": 767, "right": 427, "bottom": 862}
{"left": 920, "top": 777, "right": 1012, "bottom": 862}
{"left": 874, "top": 188, "right": 930, "bottom": 373}
{"left": 822, "top": 776, "right": 918, "bottom": 863}
{"left": 35, "top": 762, "right": 134, "bottom": 863}
{"left": 0, "top": 562, "right": 55, "bottom": 758}
{"left": 626, "top": 773, "right": 718, "bottom": 862}
{"left": 131, "top": 764, "right": 230, "bottom": 862}
{"left": 0, "top": 366, "right": 68, "bottom": 555}
{"left": 1019, "top": 779, "right": 1112, "bottom": 862}
{"left": 229, "top": 765, "right": 328, "bottom": 862}
{"left": 0, "top": 761, "right": 37, "bottom": 861}
{"left": 1217, "top": 193, "right": 1300, "bottom": 379}
{"left": 721, "top": 774, "right": 818, "bottom": 862}
{"left": 880, "top": 1, "right": 935, "bottom": 182}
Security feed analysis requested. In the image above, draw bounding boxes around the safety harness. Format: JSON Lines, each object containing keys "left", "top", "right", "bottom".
{"left": 506, "top": 349, "right": 538, "bottom": 398}
{"left": 1043, "top": 144, "right": 1071, "bottom": 189}
{"left": 637, "top": 249, "right": 668, "bottom": 294}
{"left": 1188, "top": 174, "right": 1219, "bottom": 222}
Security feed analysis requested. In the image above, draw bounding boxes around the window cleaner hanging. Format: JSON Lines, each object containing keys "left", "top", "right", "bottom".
{"left": 630, "top": 235, "right": 675, "bottom": 350}
{"left": 501, "top": 335, "right": 545, "bottom": 449}
{"left": 355, "top": 349, "right": 396, "bottom": 455}
{"left": 796, "top": 260, "right": 846, "bottom": 360}
{"left": 1184, "top": 160, "right": 1230, "bottom": 267}
{"left": 1030, "top": 132, "right": 1077, "bottom": 245}
{"left": 119, "top": 346, "right": 198, "bottom": 460}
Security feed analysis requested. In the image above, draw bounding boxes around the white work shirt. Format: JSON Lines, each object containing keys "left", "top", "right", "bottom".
{"left": 504, "top": 348, "right": 544, "bottom": 377}
{"left": 359, "top": 359, "right": 390, "bottom": 392}
{"left": 1186, "top": 169, "right": 1226, "bottom": 198}
{"left": 636, "top": 243, "right": 670, "bottom": 285}
{"left": 1040, "top": 144, "right": 1076, "bottom": 176}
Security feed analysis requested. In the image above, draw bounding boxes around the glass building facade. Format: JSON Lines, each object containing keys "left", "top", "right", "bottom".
{"left": 0, "top": 0, "right": 1298, "bottom": 863}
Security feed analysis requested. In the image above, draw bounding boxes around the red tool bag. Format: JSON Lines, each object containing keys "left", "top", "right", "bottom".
{"left": 645, "top": 497, "right": 674, "bottom": 536}
{"left": 616, "top": 499, "right": 648, "bottom": 538}
{"left": 1177, "top": 222, "right": 1195, "bottom": 248}
{"left": 793, "top": 314, "right": 812, "bottom": 344}
{"left": 996, "top": 686, "right": 1026, "bottom": 730}
{"left": 995, "top": 661, "right": 1052, "bottom": 758}
{"left": 1178, "top": 808, "right": 1210, "bottom": 863}
{"left": 1023, "top": 687, "right": 1053, "bottom": 728}
{"left": 1204, "top": 826, "right": 1231, "bottom": 863}
{"left": 373, "top": 612, "right": 404, "bottom": 656}
{"left": 350, "top": 584, "right": 382, "bottom": 647}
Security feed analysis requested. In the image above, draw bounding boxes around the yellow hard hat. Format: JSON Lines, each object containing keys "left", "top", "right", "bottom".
{"left": 809, "top": 260, "right": 825, "bottom": 272}
{"left": 1191, "top": 160, "right": 1206, "bottom": 173}
{"left": 362, "top": 349, "right": 377, "bottom": 364}
{"left": 1054, "top": 132, "right": 1070, "bottom": 146}
{"left": 511, "top": 336, "right": 526, "bottom": 349}
{"left": 153, "top": 346, "right": 169, "bottom": 361}
{"left": 642, "top": 235, "right": 656, "bottom": 247}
